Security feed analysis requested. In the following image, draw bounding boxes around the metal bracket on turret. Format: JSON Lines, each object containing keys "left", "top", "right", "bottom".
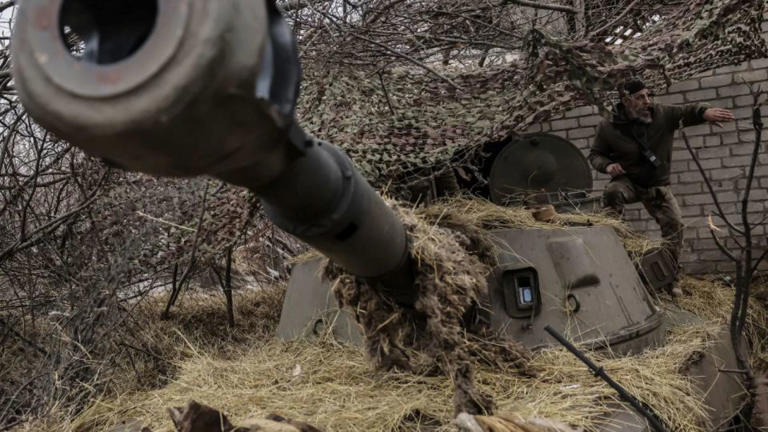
{"left": 255, "top": 1, "right": 306, "bottom": 152}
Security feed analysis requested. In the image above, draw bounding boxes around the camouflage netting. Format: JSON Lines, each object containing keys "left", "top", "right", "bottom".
{"left": 296, "top": 0, "right": 767, "bottom": 195}
{"left": 80, "top": 175, "right": 260, "bottom": 278}
{"left": 89, "top": 173, "right": 299, "bottom": 282}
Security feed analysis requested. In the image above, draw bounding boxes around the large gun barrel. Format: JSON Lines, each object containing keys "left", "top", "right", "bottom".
{"left": 12, "top": 0, "right": 415, "bottom": 303}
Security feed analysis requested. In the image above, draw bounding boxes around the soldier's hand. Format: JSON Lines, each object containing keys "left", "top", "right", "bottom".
{"left": 606, "top": 163, "right": 625, "bottom": 177}
{"left": 703, "top": 107, "right": 735, "bottom": 128}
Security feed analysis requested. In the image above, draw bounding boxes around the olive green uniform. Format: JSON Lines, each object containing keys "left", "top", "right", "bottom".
{"left": 588, "top": 103, "right": 708, "bottom": 267}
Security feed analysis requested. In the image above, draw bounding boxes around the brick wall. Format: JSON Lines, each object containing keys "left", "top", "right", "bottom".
{"left": 527, "top": 26, "right": 768, "bottom": 274}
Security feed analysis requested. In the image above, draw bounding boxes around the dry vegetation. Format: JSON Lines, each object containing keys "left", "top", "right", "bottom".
{"left": 11, "top": 202, "right": 768, "bottom": 432}
{"left": 2, "top": 285, "right": 287, "bottom": 431}
{"left": 18, "top": 279, "right": 764, "bottom": 432}
{"left": 416, "top": 197, "right": 660, "bottom": 257}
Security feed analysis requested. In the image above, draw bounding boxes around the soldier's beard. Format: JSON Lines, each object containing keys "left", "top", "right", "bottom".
{"left": 627, "top": 105, "right": 652, "bottom": 124}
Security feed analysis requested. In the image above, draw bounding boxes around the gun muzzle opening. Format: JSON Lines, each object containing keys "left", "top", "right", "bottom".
{"left": 14, "top": 0, "right": 190, "bottom": 100}
{"left": 59, "top": 0, "right": 158, "bottom": 65}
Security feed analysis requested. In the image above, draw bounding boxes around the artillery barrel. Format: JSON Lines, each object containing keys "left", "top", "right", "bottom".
{"left": 12, "top": 0, "right": 416, "bottom": 303}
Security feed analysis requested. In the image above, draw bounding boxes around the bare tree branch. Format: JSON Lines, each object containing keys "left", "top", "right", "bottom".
{"left": 377, "top": 70, "right": 397, "bottom": 117}
{"left": 680, "top": 130, "right": 744, "bottom": 236}
{"left": 752, "top": 248, "right": 768, "bottom": 275}
{"left": 588, "top": 0, "right": 642, "bottom": 39}
{"left": 348, "top": 32, "right": 462, "bottom": 89}
{"left": 162, "top": 182, "right": 211, "bottom": 319}
{"left": 502, "top": 0, "right": 577, "bottom": 14}
{"left": 709, "top": 228, "right": 739, "bottom": 263}
{"left": 0, "top": 317, "right": 48, "bottom": 356}
{"left": 278, "top": 0, "right": 322, "bottom": 13}
{"left": 0, "top": 169, "right": 108, "bottom": 263}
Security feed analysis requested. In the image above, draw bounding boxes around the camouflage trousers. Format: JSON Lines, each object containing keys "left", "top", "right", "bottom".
{"left": 603, "top": 176, "right": 684, "bottom": 268}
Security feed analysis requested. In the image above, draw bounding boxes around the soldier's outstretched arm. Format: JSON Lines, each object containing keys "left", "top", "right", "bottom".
{"left": 702, "top": 107, "right": 735, "bottom": 128}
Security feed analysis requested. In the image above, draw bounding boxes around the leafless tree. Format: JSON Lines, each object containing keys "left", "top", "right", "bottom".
{"left": 681, "top": 84, "right": 768, "bottom": 425}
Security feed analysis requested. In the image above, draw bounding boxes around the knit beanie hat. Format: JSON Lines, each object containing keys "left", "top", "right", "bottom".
{"left": 621, "top": 77, "right": 646, "bottom": 96}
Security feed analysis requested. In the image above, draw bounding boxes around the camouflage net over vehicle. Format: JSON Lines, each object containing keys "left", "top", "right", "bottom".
{"left": 296, "top": 0, "right": 767, "bottom": 196}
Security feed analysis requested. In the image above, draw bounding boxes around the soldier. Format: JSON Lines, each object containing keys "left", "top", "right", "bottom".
{"left": 588, "top": 78, "right": 734, "bottom": 295}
